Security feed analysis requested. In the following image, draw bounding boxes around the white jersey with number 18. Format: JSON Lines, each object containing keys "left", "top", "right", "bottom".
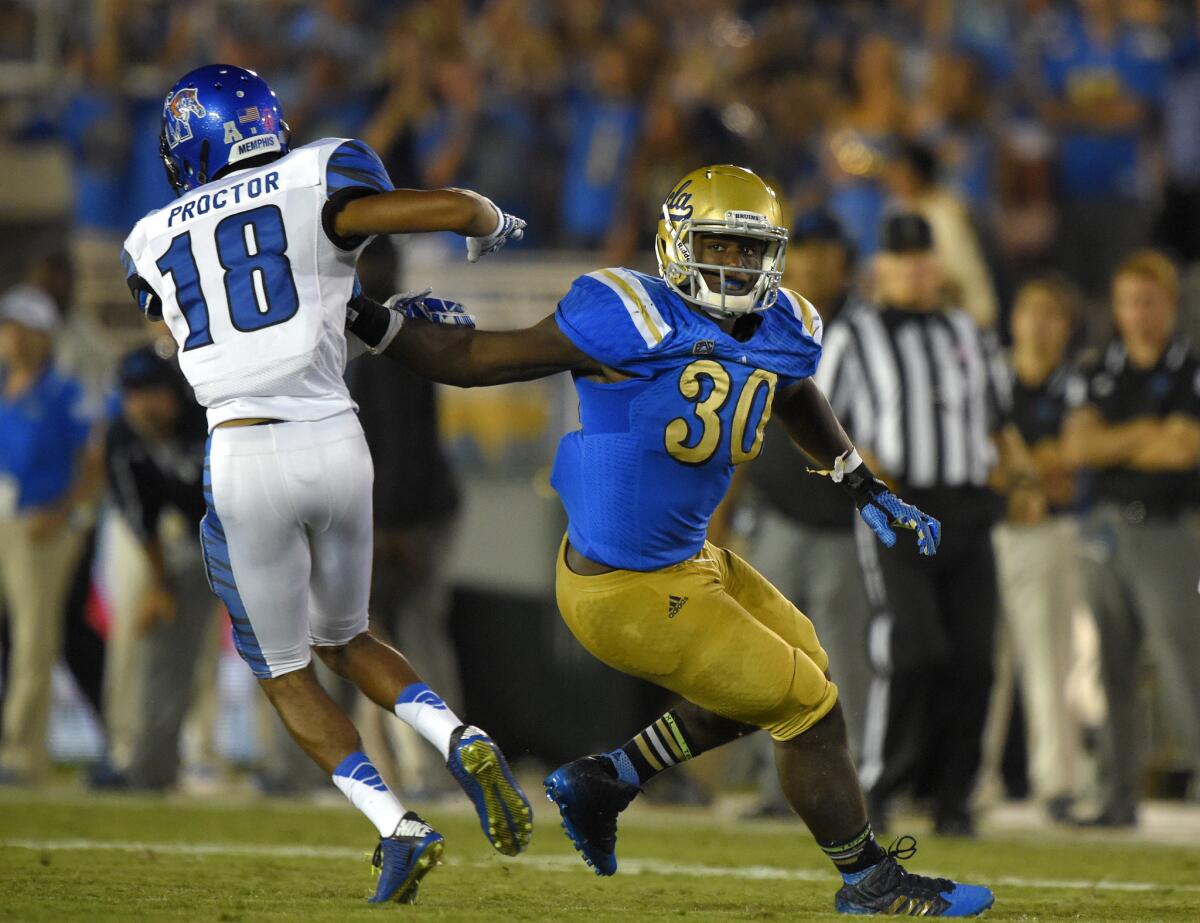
{"left": 121, "top": 137, "right": 394, "bottom": 429}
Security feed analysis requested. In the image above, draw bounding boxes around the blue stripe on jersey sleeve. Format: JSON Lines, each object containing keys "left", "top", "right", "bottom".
{"left": 325, "top": 139, "right": 394, "bottom": 195}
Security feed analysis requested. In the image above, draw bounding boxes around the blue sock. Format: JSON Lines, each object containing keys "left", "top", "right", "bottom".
{"left": 600, "top": 712, "right": 695, "bottom": 788}
{"left": 841, "top": 866, "right": 876, "bottom": 885}
{"left": 393, "top": 682, "right": 464, "bottom": 761}
{"left": 331, "top": 750, "right": 404, "bottom": 837}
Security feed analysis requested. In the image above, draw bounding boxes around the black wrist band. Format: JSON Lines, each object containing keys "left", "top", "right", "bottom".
{"left": 346, "top": 294, "right": 391, "bottom": 348}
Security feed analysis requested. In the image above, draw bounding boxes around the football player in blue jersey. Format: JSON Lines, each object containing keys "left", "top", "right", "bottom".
{"left": 122, "top": 65, "right": 531, "bottom": 904}
{"left": 351, "top": 165, "right": 994, "bottom": 916}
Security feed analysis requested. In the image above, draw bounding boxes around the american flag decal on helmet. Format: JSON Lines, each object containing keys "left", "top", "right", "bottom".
{"left": 237, "top": 106, "right": 260, "bottom": 124}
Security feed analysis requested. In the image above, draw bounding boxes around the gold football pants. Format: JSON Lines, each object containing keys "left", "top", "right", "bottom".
{"left": 555, "top": 536, "right": 838, "bottom": 740}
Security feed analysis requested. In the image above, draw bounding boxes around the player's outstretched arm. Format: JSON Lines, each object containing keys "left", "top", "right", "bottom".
{"left": 347, "top": 293, "right": 601, "bottom": 387}
{"left": 775, "top": 378, "right": 941, "bottom": 556}
{"left": 389, "top": 314, "right": 598, "bottom": 387}
{"left": 333, "top": 188, "right": 524, "bottom": 261}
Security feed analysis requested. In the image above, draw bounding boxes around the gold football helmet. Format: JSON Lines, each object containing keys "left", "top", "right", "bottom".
{"left": 655, "top": 164, "right": 788, "bottom": 316}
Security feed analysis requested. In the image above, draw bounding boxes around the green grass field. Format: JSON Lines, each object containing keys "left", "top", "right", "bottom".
{"left": 3, "top": 788, "right": 1199, "bottom": 921}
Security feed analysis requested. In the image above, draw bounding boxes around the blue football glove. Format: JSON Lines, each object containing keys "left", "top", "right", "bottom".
{"left": 857, "top": 490, "right": 941, "bottom": 555}
{"left": 465, "top": 199, "right": 526, "bottom": 262}
{"left": 836, "top": 455, "right": 941, "bottom": 556}
{"left": 385, "top": 289, "right": 476, "bottom": 328}
{"left": 345, "top": 288, "right": 475, "bottom": 357}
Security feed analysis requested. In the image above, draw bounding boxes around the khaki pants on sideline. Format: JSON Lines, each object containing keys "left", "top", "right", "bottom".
{"left": 99, "top": 512, "right": 152, "bottom": 771}
{"left": 982, "top": 516, "right": 1083, "bottom": 803}
{"left": 0, "top": 517, "right": 85, "bottom": 776}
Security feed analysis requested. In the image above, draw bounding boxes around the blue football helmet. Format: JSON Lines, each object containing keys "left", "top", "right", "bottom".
{"left": 159, "top": 64, "right": 289, "bottom": 196}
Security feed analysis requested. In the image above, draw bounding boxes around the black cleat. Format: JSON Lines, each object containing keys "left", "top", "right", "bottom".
{"left": 1073, "top": 804, "right": 1137, "bottom": 829}
{"left": 544, "top": 755, "right": 639, "bottom": 876}
{"left": 835, "top": 836, "right": 994, "bottom": 916}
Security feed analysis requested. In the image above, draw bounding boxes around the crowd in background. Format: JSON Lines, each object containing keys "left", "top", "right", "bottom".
{"left": 6, "top": 0, "right": 1200, "bottom": 333}
{"left": 1, "top": 0, "right": 1199, "bottom": 832}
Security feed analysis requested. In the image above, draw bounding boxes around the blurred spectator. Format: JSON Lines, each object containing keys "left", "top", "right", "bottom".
{"left": 823, "top": 33, "right": 907, "bottom": 257}
{"left": 743, "top": 211, "right": 873, "bottom": 749}
{"left": 817, "top": 213, "right": 1010, "bottom": 836}
{"left": 0, "top": 284, "right": 96, "bottom": 783}
{"left": 558, "top": 42, "right": 642, "bottom": 247}
{"left": 994, "top": 120, "right": 1059, "bottom": 296}
{"left": 1031, "top": 0, "right": 1170, "bottom": 298}
{"left": 986, "top": 276, "right": 1089, "bottom": 823}
{"left": 885, "top": 141, "right": 999, "bottom": 328}
{"left": 1063, "top": 249, "right": 1200, "bottom": 827}
{"left": 55, "top": 3, "right": 174, "bottom": 325}
{"left": 604, "top": 90, "right": 700, "bottom": 265}
{"left": 1155, "top": 6, "right": 1200, "bottom": 263}
{"left": 912, "top": 48, "right": 998, "bottom": 216}
{"left": 937, "top": 0, "right": 1023, "bottom": 87}
{"left": 354, "top": 18, "right": 435, "bottom": 194}
{"left": 25, "top": 251, "right": 110, "bottom": 733}
{"left": 718, "top": 211, "right": 874, "bottom": 817}
{"left": 98, "top": 347, "right": 213, "bottom": 791}
{"left": 347, "top": 238, "right": 464, "bottom": 795}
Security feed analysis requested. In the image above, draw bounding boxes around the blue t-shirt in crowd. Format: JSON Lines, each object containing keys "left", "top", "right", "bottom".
{"left": 1040, "top": 11, "right": 1170, "bottom": 199}
{"left": 60, "top": 90, "right": 127, "bottom": 232}
{"left": 0, "top": 366, "right": 92, "bottom": 512}
{"left": 60, "top": 92, "right": 173, "bottom": 233}
{"left": 560, "top": 93, "right": 641, "bottom": 244}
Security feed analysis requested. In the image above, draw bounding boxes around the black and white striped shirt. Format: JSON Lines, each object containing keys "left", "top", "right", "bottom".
{"left": 816, "top": 304, "right": 1010, "bottom": 491}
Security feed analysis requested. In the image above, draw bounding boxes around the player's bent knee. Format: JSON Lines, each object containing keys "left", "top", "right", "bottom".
{"left": 236, "top": 645, "right": 310, "bottom": 681}
{"left": 765, "top": 673, "right": 840, "bottom": 742}
{"left": 256, "top": 658, "right": 316, "bottom": 693}
{"left": 309, "top": 622, "right": 370, "bottom": 651}
{"left": 311, "top": 630, "right": 373, "bottom": 674}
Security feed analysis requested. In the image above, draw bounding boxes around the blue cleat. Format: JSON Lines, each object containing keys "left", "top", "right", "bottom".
{"left": 544, "top": 755, "right": 639, "bottom": 876}
{"left": 368, "top": 812, "right": 444, "bottom": 904}
{"left": 447, "top": 725, "right": 533, "bottom": 856}
{"left": 834, "top": 836, "right": 994, "bottom": 916}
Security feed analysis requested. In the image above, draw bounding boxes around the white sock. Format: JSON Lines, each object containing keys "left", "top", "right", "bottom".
{"left": 331, "top": 751, "right": 404, "bottom": 838}
{"left": 393, "top": 683, "right": 464, "bottom": 761}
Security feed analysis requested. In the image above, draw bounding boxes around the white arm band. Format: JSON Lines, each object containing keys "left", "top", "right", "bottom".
{"left": 829, "top": 448, "right": 864, "bottom": 484}
{"left": 367, "top": 305, "right": 406, "bottom": 356}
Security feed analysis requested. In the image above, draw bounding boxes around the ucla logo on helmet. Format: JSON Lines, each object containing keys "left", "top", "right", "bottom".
{"left": 665, "top": 180, "right": 693, "bottom": 222}
{"left": 165, "top": 87, "right": 206, "bottom": 149}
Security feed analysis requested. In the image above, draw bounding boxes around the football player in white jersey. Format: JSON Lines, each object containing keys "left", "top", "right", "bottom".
{"left": 121, "top": 65, "right": 530, "bottom": 904}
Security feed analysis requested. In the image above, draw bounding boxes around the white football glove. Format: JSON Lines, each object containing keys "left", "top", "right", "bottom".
{"left": 465, "top": 198, "right": 526, "bottom": 263}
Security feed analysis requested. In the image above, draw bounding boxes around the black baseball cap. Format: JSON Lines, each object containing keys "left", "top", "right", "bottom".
{"left": 793, "top": 209, "right": 848, "bottom": 246}
{"left": 879, "top": 211, "right": 934, "bottom": 253}
{"left": 117, "top": 346, "right": 176, "bottom": 391}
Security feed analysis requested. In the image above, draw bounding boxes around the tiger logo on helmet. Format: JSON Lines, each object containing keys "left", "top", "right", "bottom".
{"left": 655, "top": 165, "right": 788, "bottom": 317}
{"left": 165, "top": 87, "right": 206, "bottom": 149}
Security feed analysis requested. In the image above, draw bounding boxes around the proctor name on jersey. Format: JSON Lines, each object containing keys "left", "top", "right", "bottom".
{"left": 168, "top": 172, "right": 281, "bottom": 228}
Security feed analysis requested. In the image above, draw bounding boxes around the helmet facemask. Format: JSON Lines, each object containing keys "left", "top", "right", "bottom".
{"left": 656, "top": 210, "right": 788, "bottom": 317}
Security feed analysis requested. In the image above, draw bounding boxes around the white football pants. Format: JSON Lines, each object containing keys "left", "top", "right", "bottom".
{"left": 200, "top": 411, "right": 373, "bottom": 679}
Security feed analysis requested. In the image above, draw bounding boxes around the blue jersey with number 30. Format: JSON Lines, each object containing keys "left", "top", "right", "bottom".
{"left": 121, "top": 137, "right": 392, "bottom": 429}
{"left": 550, "top": 269, "right": 823, "bottom": 570}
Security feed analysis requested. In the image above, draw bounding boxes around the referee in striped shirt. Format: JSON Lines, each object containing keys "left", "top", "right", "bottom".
{"left": 816, "top": 212, "right": 1011, "bottom": 836}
